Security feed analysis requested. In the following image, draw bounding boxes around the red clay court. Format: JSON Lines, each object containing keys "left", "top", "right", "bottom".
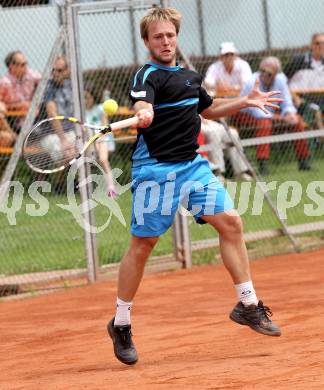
{"left": 1, "top": 248, "right": 323, "bottom": 390}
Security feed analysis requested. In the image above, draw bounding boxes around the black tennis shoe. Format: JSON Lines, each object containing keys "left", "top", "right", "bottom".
{"left": 107, "top": 318, "right": 138, "bottom": 365}
{"left": 229, "top": 300, "right": 281, "bottom": 337}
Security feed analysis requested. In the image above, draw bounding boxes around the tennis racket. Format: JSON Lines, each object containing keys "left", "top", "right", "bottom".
{"left": 23, "top": 115, "right": 138, "bottom": 174}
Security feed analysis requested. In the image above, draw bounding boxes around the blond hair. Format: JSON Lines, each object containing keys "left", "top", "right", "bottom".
{"left": 140, "top": 7, "right": 182, "bottom": 40}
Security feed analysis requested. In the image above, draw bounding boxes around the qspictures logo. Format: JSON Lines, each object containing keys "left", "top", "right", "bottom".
{"left": 57, "top": 158, "right": 132, "bottom": 233}
{"left": 0, "top": 158, "right": 133, "bottom": 233}
{"left": 0, "top": 157, "right": 324, "bottom": 232}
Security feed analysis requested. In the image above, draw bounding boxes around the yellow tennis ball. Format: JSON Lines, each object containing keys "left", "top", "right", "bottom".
{"left": 103, "top": 99, "right": 119, "bottom": 116}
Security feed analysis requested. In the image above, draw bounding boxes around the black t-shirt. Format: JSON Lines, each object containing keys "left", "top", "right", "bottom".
{"left": 130, "top": 62, "right": 213, "bottom": 163}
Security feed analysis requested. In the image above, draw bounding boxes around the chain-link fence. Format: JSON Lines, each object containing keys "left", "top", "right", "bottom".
{"left": 72, "top": 0, "right": 180, "bottom": 274}
{"left": 0, "top": 2, "right": 85, "bottom": 297}
{"left": 191, "top": 131, "right": 324, "bottom": 264}
{"left": 1, "top": 0, "right": 324, "bottom": 296}
{"left": 171, "top": 0, "right": 324, "bottom": 264}
{"left": 0, "top": 0, "right": 181, "bottom": 298}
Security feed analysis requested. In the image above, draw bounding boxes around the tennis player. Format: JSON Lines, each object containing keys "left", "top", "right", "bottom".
{"left": 108, "top": 7, "right": 282, "bottom": 365}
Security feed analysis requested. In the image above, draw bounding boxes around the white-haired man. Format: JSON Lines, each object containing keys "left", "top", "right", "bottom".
{"left": 236, "top": 56, "right": 311, "bottom": 175}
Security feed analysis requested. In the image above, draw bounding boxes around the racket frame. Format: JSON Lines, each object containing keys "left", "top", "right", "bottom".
{"left": 23, "top": 115, "right": 138, "bottom": 174}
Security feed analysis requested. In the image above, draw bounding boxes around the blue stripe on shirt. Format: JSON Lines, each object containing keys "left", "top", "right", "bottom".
{"left": 154, "top": 97, "right": 199, "bottom": 110}
{"left": 146, "top": 61, "right": 181, "bottom": 72}
{"left": 132, "top": 65, "right": 145, "bottom": 88}
{"left": 143, "top": 66, "right": 157, "bottom": 84}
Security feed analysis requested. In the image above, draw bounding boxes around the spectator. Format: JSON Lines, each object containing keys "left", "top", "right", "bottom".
{"left": 201, "top": 117, "right": 253, "bottom": 181}
{"left": 38, "top": 56, "right": 74, "bottom": 192}
{"left": 84, "top": 83, "right": 117, "bottom": 197}
{"left": 43, "top": 56, "right": 73, "bottom": 119}
{"left": 204, "top": 42, "right": 252, "bottom": 97}
{"left": 285, "top": 33, "right": 324, "bottom": 79}
{"left": 0, "top": 51, "right": 41, "bottom": 131}
{"left": 0, "top": 101, "right": 16, "bottom": 147}
{"left": 285, "top": 33, "right": 324, "bottom": 129}
{"left": 236, "top": 56, "right": 311, "bottom": 175}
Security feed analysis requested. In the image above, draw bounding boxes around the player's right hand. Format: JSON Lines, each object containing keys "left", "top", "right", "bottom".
{"left": 136, "top": 109, "right": 154, "bottom": 128}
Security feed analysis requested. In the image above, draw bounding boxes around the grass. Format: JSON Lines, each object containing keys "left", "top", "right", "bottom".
{"left": 188, "top": 156, "right": 324, "bottom": 242}
{"left": 1, "top": 153, "right": 323, "bottom": 275}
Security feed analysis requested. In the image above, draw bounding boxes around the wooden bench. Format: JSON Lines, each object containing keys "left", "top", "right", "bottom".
{"left": 0, "top": 106, "right": 138, "bottom": 162}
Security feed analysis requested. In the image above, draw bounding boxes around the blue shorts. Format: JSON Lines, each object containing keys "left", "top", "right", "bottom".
{"left": 131, "top": 154, "right": 234, "bottom": 237}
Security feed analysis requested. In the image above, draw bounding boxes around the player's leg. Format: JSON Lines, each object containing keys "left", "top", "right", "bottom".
{"left": 185, "top": 156, "right": 252, "bottom": 284}
{"left": 187, "top": 156, "right": 281, "bottom": 337}
{"left": 108, "top": 161, "right": 179, "bottom": 365}
{"left": 202, "top": 211, "right": 251, "bottom": 284}
{"left": 117, "top": 235, "right": 159, "bottom": 302}
{"left": 202, "top": 211, "right": 281, "bottom": 337}
{"left": 108, "top": 235, "right": 159, "bottom": 365}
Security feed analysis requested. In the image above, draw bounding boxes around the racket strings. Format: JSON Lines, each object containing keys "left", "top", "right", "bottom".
{"left": 23, "top": 118, "right": 82, "bottom": 172}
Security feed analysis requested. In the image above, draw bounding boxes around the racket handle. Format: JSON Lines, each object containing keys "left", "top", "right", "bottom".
{"left": 110, "top": 116, "right": 138, "bottom": 131}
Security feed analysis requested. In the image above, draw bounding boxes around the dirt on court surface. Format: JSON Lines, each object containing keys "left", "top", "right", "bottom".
{"left": 1, "top": 248, "right": 324, "bottom": 390}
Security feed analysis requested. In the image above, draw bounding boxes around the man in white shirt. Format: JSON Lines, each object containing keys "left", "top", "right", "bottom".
{"left": 285, "top": 33, "right": 324, "bottom": 79}
{"left": 237, "top": 57, "right": 311, "bottom": 175}
{"left": 285, "top": 33, "right": 324, "bottom": 130}
{"left": 204, "top": 42, "right": 252, "bottom": 97}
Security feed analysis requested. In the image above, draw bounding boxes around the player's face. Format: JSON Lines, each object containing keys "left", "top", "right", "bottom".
{"left": 144, "top": 20, "right": 177, "bottom": 66}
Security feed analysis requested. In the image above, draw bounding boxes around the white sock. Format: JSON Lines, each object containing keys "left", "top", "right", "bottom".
{"left": 114, "top": 297, "right": 132, "bottom": 326}
{"left": 235, "top": 281, "right": 258, "bottom": 306}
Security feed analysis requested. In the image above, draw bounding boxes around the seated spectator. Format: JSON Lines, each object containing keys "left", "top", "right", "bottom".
{"left": 84, "top": 83, "right": 117, "bottom": 197}
{"left": 204, "top": 42, "right": 252, "bottom": 97}
{"left": 285, "top": 33, "right": 324, "bottom": 129}
{"left": 285, "top": 33, "right": 324, "bottom": 79}
{"left": 0, "top": 101, "right": 16, "bottom": 147}
{"left": 41, "top": 56, "right": 77, "bottom": 162}
{"left": 0, "top": 51, "right": 41, "bottom": 132}
{"left": 37, "top": 56, "right": 74, "bottom": 192}
{"left": 201, "top": 117, "right": 252, "bottom": 181}
{"left": 43, "top": 55, "right": 73, "bottom": 119}
{"left": 235, "top": 56, "right": 311, "bottom": 175}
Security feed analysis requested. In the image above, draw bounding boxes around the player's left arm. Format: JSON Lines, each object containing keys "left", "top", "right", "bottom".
{"left": 201, "top": 79, "right": 283, "bottom": 119}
